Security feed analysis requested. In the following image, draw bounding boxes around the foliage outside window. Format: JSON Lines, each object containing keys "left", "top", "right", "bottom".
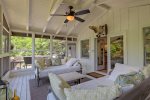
{"left": 35, "top": 38, "right": 50, "bottom": 55}
{"left": 11, "top": 36, "right": 32, "bottom": 56}
{"left": 11, "top": 36, "right": 66, "bottom": 58}
{"left": 52, "top": 39, "right": 66, "bottom": 58}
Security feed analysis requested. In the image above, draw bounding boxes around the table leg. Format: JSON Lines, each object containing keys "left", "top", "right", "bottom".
{"left": 20, "top": 62, "right": 21, "bottom": 69}
{"left": 6, "top": 86, "right": 8, "bottom": 100}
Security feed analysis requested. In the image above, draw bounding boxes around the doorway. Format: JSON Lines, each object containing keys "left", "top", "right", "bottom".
{"left": 67, "top": 43, "right": 76, "bottom": 58}
{"left": 96, "top": 37, "right": 107, "bottom": 73}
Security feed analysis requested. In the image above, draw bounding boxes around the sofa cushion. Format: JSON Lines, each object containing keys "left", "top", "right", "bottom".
{"left": 66, "top": 58, "right": 77, "bottom": 67}
{"left": 64, "top": 85, "right": 120, "bottom": 100}
{"left": 48, "top": 73, "right": 71, "bottom": 100}
{"left": 109, "top": 63, "right": 140, "bottom": 81}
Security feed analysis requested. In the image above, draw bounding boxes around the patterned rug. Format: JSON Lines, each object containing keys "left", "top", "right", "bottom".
{"left": 29, "top": 77, "right": 91, "bottom": 100}
{"left": 87, "top": 72, "right": 105, "bottom": 78}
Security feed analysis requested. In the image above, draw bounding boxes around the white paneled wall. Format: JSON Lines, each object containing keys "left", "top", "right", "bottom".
{"left": 77, "top": 3, "right": 150, "bottom": 73}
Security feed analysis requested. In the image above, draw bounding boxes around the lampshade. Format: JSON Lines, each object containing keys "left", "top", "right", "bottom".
{"left": 66, "top": 16, "right": 74, "bottom": 21}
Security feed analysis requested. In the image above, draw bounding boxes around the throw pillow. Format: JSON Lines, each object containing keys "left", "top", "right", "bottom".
{"left": 35, "top": 57, "right": 45, "bottom": 70}
{"left": 109, "top": 63, "right": 140, "bottom": 81}
{"left": 48, "top": 73, "right": 71, "bottom": 100}
{"left": 64, "top": 85, "right": 120, "bottom": 100}
{"left": 45, "top": 58, "right": 52, "bottom": 67}
{"left": 141, "top": 64, "right": 150, "bottom": 79}
{"left": 52, "top": 58, "right": 61, "bottom": 66}
{"left": 115, "top": 71, "right": 145, "bottom": 86}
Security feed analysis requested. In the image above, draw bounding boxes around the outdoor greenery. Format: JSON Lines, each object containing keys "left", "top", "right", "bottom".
{"left": 11, "top": 36, "right": 66, "bottom": 57}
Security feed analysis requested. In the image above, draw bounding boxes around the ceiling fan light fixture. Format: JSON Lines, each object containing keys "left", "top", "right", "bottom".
{"left": 67, "top": 16, "right": 74, "bottom": 21}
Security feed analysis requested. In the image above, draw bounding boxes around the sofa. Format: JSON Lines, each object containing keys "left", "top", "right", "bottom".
{"left": 35, "top": 58, "right": 82, "bottom": 86}
{"left": 47, "top": 63, "right": 142, "bottom": 100}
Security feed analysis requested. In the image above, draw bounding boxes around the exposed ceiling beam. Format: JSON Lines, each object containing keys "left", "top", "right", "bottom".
{"left": 43, "top": 0, "right": 64, "bottom": 33}
{"left": 26, "top": 0, "right": 30, "bottom": 31}
{"left": 79, "top": 8, "right": 108, "bottom": 34}
{"left": 55, "top": 23, "right": 65, "bottom": 34}
{"left": 0, "top": 0, "right": 11, "bottom": 30}
{"left": 11, "top": 29, "right": 77, "bottom": 38}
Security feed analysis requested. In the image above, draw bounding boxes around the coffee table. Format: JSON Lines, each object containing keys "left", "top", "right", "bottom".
{"left": 59, "top": 72, "right": 85, "bottom": 84}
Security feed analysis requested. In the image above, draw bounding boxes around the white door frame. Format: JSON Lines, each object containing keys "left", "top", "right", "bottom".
{"left": 94, "top": 38, "right": 98, "bottom": 71}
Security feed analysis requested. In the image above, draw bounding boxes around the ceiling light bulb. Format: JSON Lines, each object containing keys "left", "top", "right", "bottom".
{"left": 67, "top": 16, "right": 74, "bottom": 21}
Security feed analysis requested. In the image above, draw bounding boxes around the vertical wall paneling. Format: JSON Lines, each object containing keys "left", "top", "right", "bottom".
{"left": 128, "top": 7, "right": 139, "bottom": 66}
{"left": 139, "top": 5, "right": 150, "bottom": 66}
{"left": 113, "top": 9, "right": 121, "bottom": 33}
{"left": 77, "top": 3, "right": 150, "bottom": 73}
{"left": 120, "top": 8, "right": 129, "bottom": 31}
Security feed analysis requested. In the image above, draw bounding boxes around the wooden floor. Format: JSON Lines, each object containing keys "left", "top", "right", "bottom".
{"left": 9, "top": 74, "right": 35, "bottom": 100}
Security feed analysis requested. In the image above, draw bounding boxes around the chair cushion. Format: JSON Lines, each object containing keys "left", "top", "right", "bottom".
{"left": 64, "top": 85, "right": 120, "bottom": 100}
{"left": 48, "top": 73, "right": 71, "bottom": 100}
{"left": 109, "top": 63, "right": 140, "bottom": 81}
{"left": 65, "top": 58, "right": 77, "bottom": 67}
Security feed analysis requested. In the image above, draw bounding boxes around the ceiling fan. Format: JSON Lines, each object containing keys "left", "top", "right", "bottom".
{"left": 50, "top": 6, "right": 90, "bottom": 23}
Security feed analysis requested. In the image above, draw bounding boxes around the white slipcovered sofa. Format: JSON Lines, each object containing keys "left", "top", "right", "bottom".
{"left": 35, "top": 58, "right": 82, "bottom": 86}
{"left": 47, "top": 63, "right": 141, "bottom": 100}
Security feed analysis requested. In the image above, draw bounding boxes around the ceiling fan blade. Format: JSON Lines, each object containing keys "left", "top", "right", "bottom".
{"left": 50, "top": 14, "right": 67, "bottom": 16}
{"left": 75, "top": 9, "right": 90, "bottom": 15}
{"left": 75, "top": 17, "right": 85, "bottom": 22}
{"left": 64, "top": 19, "right": 69, "bottom": 23}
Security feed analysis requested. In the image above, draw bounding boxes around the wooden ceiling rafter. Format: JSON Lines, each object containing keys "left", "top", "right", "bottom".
{"left": 26, "top": 0, "right": 30, "bottom": 31}
{"left": 42, "top": 0, "right": 64, "bottom": 33}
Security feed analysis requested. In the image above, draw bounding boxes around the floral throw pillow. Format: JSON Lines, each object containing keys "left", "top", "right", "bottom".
{"left": 115, "top": 71, "right": 145, "bottom": 86}
{"left": 52, "top": 58, "right": 61, "bottom": 66}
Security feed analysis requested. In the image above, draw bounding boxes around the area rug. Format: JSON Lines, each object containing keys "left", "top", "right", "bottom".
{"left": 29, "top": 77, "right": 91, "bottom": 100}
{"left": 29, "top": 77, "right": 50, "bottom": 100}
{"left": 87, "top": 72, "right": 105, "bottom": 78}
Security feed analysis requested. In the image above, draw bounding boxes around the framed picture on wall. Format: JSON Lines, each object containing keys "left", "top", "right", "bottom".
{"left": 81, "top": 39, "right": 89, "bottom": 58}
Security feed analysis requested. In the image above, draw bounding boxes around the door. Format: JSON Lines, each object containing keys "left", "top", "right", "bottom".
{"left": 68, "top": 43, "right": 76, "bottom": 58}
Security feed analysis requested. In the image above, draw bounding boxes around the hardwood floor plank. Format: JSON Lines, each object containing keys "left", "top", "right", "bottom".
{"left": 20, "top": 76, "right": 27, "bottom": 100}
{"left": 11, "top": 76, "right": 20, "bottom": 94}
{"left": 9, "top": 74, "right": 34, "bottom": 100}
{"left": 16, "top": 76, "right": 24, "bottom": 97}
{"left": 27, "top": 75, "right": 32, "bottom": 100}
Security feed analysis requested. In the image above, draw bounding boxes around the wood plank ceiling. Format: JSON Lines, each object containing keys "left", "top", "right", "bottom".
{"left": 2, "top": 0, "right": 143, "bottom": 36}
